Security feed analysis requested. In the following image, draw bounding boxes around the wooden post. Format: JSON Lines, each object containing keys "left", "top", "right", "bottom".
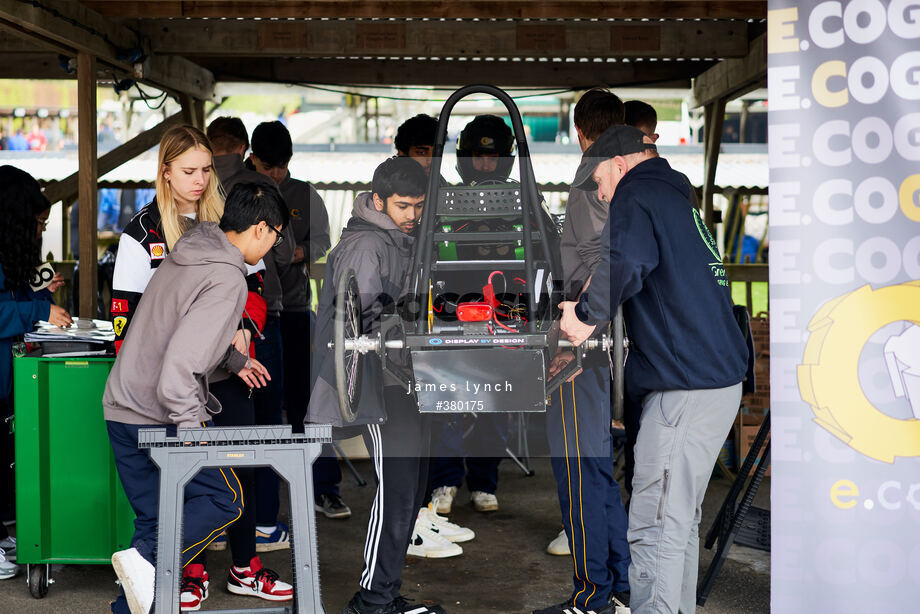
{"left": 77, "top": 52, "right": 98, "bottom": 319}
{"left": 62, "top": 196, "right": 73, "bottom": 260}
{"left": 180, "top": 93, "right": 200, "bottom": 129}
{"left": 702, "top": 98, "right": 726, "bottom": 234}
{"left": 558, "top": 99, "right": 569, "bottom": 142}
{"left": 373, "top": 97, "right": 379, "bottom": 143}
{"left": 739, "top": 99, "right": 751, "bottom": 144}
{"left": 193, "top": 99, "right": 205, "bottom": 130}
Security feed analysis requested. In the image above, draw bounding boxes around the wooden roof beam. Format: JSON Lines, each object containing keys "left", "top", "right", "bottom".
{"left": 0, "top": 51, "right": 711, "bottom": 90}
{"left": 140, "top": 19, "right": 749, "bottom": 60}
{"left": 200, "top": 57, "right": 713, "bottom": 88}
{"left": 691, "top": 31, "right": 766, "bottom": 107}
{"left": 84, "top": 1, "right": 767, "bottom": 20}
{"left": 0, "top": 0, "right": 216, "bottom": 100}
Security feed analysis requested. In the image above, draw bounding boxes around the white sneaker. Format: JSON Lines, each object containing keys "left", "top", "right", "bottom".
{"left": 416, "top": 505, "right": 475, "bottom": 543}
{"left": 471, "top": 490, "right": 499, "bottom": 512}
{"left": 0, "top": 536, "right": 15, "bottom": 560}
{"left": 0, "top": 548, "right": 18, "bottom": 580}
{"left": 111, "top": 547, "right": 155, "bottom": 614}
{"left": 546, "top": 529, "right": 571, "bottom": 556}
{"left": 406, "top": 523, "right": 463, "bottom": 558}
{"left": 430, "top": 485, "right": 458, "bottom": 515}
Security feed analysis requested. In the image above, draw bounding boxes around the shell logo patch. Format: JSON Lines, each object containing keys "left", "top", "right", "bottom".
{"left": 150, "top": 242, "right": 166, "bottom": 260}
{"left": 799, "top": 281, "right": 920, "bottom": 463}
{"left": 113, "top": 316, "right": 127, "bottom": 337}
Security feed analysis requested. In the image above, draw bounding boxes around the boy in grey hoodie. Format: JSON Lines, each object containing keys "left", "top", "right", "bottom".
{"left": 105, "top": 183, "right": 289, "bottom": 614}
{"left": 308, "top": 157, "right": 446, "bottom": 614}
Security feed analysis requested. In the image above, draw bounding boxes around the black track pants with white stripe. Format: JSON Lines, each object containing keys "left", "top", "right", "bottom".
{"left": 358, "top": 386, "right": 430, "bottom": 606}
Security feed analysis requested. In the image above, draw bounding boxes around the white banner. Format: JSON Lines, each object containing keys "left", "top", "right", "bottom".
{"left": 768, "top": 1, "right": 920, "bottom": 611}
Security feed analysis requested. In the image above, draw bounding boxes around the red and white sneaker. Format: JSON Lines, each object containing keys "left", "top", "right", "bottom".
{"left": 227, "top": 556, "right": 293, "bottom": 602}
{"left": 179, "top": 564, "right": 209, "bottom": 611}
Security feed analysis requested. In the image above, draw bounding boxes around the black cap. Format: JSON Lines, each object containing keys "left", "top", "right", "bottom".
{"left": 573, "top": 124, "right": 656, "bottom": 190}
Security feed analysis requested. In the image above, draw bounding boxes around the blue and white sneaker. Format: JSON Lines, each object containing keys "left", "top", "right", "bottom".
{"left": 255, "top": 522, "right": 290, "bottom": 552}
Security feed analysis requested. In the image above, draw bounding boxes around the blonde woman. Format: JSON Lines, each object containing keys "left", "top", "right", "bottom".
{"left": 111, "top": 124, "right": 224, "bottom": 350}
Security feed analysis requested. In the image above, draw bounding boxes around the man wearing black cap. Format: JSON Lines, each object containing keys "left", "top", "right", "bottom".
{"left": 559, "top": 125, "right": 749, "bottom": 614}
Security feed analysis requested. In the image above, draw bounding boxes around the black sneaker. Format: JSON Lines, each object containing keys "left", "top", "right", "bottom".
{"left": 342, "top": 594, "right": 446, "bottom": 614}
{"left": 532, "top": 599, "right": 623, "bottom": 614}
{"left": 315, "top": 493, "right": 352, "bottom": 519}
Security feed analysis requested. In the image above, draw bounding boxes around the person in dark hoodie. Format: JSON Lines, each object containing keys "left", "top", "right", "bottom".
{"left": 308, "top": 157, "right": 446, "bottom": 614}
{"left": 559, "top": 125, "right": 748, "bottom": 614}
{"left": 202, "top": 116, "right": 295, "bottom": 605}
{"left": 246, "top": 121, "right": 347, "bottom": 521}
{"left": 237, "top": 123, "right": 300, "bottom": 552}
{"left": 104, "top": 182, "right": 289, "bottom": 614}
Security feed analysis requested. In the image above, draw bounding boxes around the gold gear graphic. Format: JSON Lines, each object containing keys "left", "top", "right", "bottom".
{"left": 799, "top": 281, "right": 920, "bottom": 463}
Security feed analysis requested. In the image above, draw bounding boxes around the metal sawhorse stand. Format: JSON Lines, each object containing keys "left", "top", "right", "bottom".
{"left": 697, "top": 411, "right": 771, "bottom": 607}
{"left": 138, "top": 425, "right": 331, "bottom": 614}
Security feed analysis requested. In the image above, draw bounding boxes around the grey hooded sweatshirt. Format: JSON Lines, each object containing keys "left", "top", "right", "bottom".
{"left": 307, "top": 192, "right": 415, "bottom": 428}
{"left": 103, "top": 222, "right": 249, "bottom": 429}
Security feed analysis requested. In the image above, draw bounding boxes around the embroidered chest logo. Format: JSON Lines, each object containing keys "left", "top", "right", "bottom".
{"left": 149, "top": 243, "right": 166, "bottom": 260}
{"left": 691, "top": 208, "right": 727, "bottom": 287}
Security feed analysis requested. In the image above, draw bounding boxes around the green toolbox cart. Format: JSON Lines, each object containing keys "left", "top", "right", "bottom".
{"left": 13, "top": 355, "right": 134, "bottom": 598}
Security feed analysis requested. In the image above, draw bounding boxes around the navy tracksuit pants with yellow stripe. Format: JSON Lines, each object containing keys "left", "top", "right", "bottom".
{"left": 107, "top": 421, "right": 244, "bottom": 611}
{"left": 546, "top": 358, "right": 631, "bottom": 610}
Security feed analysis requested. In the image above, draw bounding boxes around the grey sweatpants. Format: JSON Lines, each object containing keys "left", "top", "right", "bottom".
{"left": 627, "top": 384, "right": 742, "bottom": 614}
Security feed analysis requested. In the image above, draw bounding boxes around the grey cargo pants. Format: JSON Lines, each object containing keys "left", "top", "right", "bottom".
{"left": 627, "top": 383, "right": 742, "bottom": 614}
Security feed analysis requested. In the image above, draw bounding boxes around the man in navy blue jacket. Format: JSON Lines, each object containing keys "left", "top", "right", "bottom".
{"left": 559, "top": 125, "right": 748, "bottom": 614}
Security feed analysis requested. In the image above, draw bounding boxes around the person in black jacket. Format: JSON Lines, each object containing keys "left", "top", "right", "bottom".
{"left": 560, "top": 125, "right": 748, "bottom": 614}
{"left": 308, "top": 157, "right": 446, "bottom": 614}
{"left": 247, "top": 121, "right": 348, "bottom": 520}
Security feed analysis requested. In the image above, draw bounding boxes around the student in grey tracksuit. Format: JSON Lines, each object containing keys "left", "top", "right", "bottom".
{"left": 308, "top": 157, "right": 446, "bottom": 614}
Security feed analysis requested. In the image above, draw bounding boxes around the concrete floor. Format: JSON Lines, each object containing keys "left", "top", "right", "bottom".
{"left": 0, "top": 454, "right": 770, "bottom": 614}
